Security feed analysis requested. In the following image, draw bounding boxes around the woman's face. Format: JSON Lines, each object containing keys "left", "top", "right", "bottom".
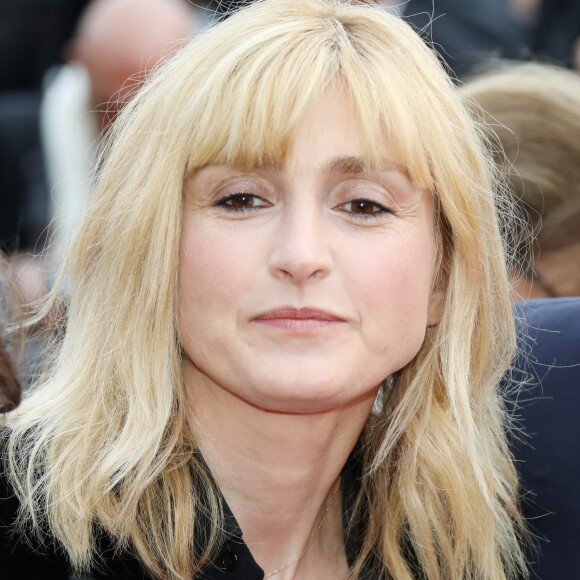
{"left": 179, "top": 90, "right": 442, "bottom": 413}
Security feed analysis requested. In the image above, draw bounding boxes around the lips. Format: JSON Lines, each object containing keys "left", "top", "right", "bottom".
{"left": 251, "top": 307, "right": 346, "bottom": 332}
{"left": 253, "top": 307, "right": 345, "bottom": 322}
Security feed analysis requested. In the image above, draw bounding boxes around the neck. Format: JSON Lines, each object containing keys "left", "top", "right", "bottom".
{"left": 184, "top": 362, "right": 376, "bottom": 577}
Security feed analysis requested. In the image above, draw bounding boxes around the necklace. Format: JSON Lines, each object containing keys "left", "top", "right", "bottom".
{"left": 264, "top": 476, "right": 342, "bottom": 578}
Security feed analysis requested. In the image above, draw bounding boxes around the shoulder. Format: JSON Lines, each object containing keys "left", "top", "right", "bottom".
{"left": 0, "top": 444, "right": 71, "bottom": 578}
{"left": 514, "top": 297, "right": 580, "bottom": 366}
{"left": 508, "top": 298, "right": 580, "bottom": 579}
{"left": 1, "top": 462, "right": 149, "bottom": 579}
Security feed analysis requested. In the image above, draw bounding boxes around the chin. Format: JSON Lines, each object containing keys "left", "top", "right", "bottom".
{"left": 241, "top": 377, "right": 378, "bottom": 415}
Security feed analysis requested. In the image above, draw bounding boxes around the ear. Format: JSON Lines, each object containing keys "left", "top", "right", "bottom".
{"left": 427, "top": 286, "right": 444, "bottom": 326}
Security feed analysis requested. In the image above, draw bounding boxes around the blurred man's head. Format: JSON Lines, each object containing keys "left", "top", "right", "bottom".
{"left": 68, "top": 0, "right": 195, "bottom": 130}
{"left": 460, "top": 62, "right": 580, "bottom": 299}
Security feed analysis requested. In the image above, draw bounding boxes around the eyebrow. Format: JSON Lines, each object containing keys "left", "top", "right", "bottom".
{"left": 326, "top": 156, "right": 367, "bottom": 174}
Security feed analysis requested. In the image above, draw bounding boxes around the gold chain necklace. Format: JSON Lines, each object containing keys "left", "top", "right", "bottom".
{"left": 264, "top": 476, "right": 342, "bottom": 578}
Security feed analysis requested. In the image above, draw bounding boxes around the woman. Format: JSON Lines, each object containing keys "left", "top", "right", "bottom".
{"left": 1, "top": 1, "right": 527, "bottom": 578}
{"left": 460, "top": 62, "right": 580, "bottom": 299}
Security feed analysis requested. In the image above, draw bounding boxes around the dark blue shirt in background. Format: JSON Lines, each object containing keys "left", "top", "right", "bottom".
{"left": 508, "top": 298, "right": 580, "bottom": 579}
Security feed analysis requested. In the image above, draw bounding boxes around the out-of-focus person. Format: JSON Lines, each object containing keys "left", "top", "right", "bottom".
{"left": 530, "top": 0, "right": 580, "bottom": 70}
{"left": 507, "top": 297, "right": 580, "bottom": 579}
{"left": 41, "top": 0, "right": 196, "bottom": 254}
{"left": 0, "top": 256, "right": 22, "bottom": 414}
{"left": 402, "top": 0, "right": 529, "bottom": 80}
{"left": 0, "top": 0, "right": 91, "bottom": 252}
{"left": 459, "top": 62, "right": 580, "bottom": 299}
{"left": 403, "top": 0, "right": 580, "bottom": 81}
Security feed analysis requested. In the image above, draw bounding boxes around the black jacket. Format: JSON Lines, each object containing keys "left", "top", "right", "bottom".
{"left": 1, "top": 447, "right": 376, "bottom": 579}
{"left": 507, "top": 298, "right": 580, "bottom": 580}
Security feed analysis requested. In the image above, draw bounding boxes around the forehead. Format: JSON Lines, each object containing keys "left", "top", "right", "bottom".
{"left": 286, "top": 90, "right": 365, "bottom": 164}
{"left": 188, "top": 86, "right": 412, "bottom": 177}
{"left": 174, "top": 2, "right": 443, "bottom": 191}
{"left": 278, "top": 90, "right": 409, "bottom": 177}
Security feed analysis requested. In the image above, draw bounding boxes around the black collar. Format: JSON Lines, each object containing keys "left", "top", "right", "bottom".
{"left": 197, "top": 447, "right": 370, "bottom": 579}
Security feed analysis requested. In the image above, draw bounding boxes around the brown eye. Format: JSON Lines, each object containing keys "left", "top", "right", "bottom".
{"left": 215, "top": 193, "right": 269, "bottom": 210}
{"left": 351, "top": 200, "right": 380, "bottom": 214}
{"left": 338, "top": 198, "right": 390, "bottom": 219}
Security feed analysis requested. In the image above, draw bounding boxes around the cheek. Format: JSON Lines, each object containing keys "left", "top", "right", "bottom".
{"left": 345, "top": 231, "right": 437, "bottom": 352}
{"left": 180, "top": 238, "right": 228, "bottom": 298}
{"left": 349, "top": 229, "right": 436, "bottom": 303}
{"left": 180, "top": 231, "right": 228, "bottom": 314}
{"left": 179, "top": 220, "right": 264, "bottom": 326}
{"left": 179, "top": 224, "right": 241, "bottom": 363}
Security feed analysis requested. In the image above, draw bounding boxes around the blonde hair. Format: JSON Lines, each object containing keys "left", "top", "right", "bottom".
{"left": 460, "top": 62, "right": 580, "bottom": 262}
{"left": 5, "top": 1, "right": 526, "bottom": 578}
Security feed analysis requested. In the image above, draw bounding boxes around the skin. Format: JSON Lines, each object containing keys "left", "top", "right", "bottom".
{"left": 180, "top": 89, "right": 441, "bottom": 578}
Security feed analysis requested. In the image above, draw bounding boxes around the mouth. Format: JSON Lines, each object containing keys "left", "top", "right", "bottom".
{"left": 251, "top": 307, "right": 347, "bottom": 332}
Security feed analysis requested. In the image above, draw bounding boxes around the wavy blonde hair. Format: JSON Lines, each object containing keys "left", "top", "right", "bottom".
{"left": 5, "top": 1, "right": 526, "bottom": 578}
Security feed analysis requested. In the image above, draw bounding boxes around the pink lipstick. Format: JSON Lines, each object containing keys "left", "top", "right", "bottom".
{"left": 252, "top": 307, "right": 346, "bottom": 332}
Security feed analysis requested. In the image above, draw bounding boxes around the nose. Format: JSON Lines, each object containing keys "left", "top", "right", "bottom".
{"left": 268, "top": 208, "right": 333, "bottom": 285}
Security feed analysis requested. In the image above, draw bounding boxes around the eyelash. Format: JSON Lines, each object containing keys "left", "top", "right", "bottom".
{"left": 338, "top": 198, "right": 392, "bottom": 220}
{"left": 214, "top": 193, "right": 269, "bottom": 212}
{"left": 214, "top": 194, "right": 392, "bottom": 220}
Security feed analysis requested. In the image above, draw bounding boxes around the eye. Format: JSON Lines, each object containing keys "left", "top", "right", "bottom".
{"left": 337, "top": 198, "right": 391, "bottom": 219}
{"left": 214, "top": 193, "right": 270, "bottom": 211}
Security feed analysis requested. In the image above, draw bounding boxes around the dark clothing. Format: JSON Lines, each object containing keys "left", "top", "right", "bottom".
{"left": 403, "top": 0, "right": 580, "bottom": 80}
{"left": 4, "top": 299, "right": 579, "bottom": 578}
{"left": 0, "top": 91, "right": 47, "bottom": 250}
{"left": 1, "top": 448, "right": 374, "bottom": 579}
{"left": 507, "top": 298, "right": 580, "bottom": 579}
{"left": 530, "top": 0, "right": 580, "bottom": 68}
{"left": 0, "top": 0, "right": 90, "bottom": 251}
{"left": 403, "top": 0, "right": 528, "bottom": 80}
{"left": 0, "top": 0, "right": 89, "bottom": 91}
